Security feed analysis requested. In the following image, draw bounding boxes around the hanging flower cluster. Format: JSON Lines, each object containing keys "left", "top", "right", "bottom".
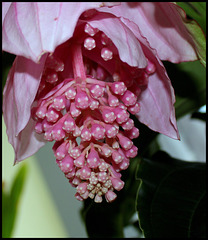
{"left": 30, "top": 21, "right": 158, "bottom": 202}
{"left": 2, "top": 2, "right": 198, "bottom": 203}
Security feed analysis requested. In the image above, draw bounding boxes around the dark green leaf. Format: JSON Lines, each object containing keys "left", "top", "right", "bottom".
{"left": 81, "top": 157, "right": 141, "bottom": 238}
{"left": 176, "top": 2, "right": 206, "bottom": 34}
{"left": 136, "top": 151, "right": 206, "bottom": 238}
{"left": 81, "top": 199, "right": 124, "bottom": 238}
{"left": 163, "top": 61, "right": 206, "bottom": 119}
{"left": 176, "top": 2, "right": 206, "bottom": 67}
{"left": 2, "top": 164, "right": 27, "bottom": 238}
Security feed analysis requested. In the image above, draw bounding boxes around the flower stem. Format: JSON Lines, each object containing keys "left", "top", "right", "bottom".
{"left": 71, "top": 44, "right": 86, "bottom": 81}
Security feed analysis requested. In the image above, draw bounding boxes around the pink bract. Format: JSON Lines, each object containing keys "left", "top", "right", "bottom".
{"left": 2, "top": 2, "right": 198, "bottom": 202}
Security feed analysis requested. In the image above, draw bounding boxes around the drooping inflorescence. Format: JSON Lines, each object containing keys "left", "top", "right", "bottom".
{"left": 32, "top": 21, "right": 155, "bottom": 203}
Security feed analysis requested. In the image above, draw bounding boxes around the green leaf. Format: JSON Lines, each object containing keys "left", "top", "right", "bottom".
{"left": 176, "top": 2, "right": 206, "bottom": 67}
{"left": 163, "top": 61, "right": 206, "bottom": 119}
{"left": 136, "top": 151, "right": 206, "bottom": 238}
{"left": 2, "top": 164, "right": 28, "bottom": 238}
{"left": 176, "top": 2, "right": 206, "bottom": 34}
{"left": 185, "top": 20, "right": 206, "bottom": 68}
{"left": 81, "top": 199, "right": 124, "bottom": 238}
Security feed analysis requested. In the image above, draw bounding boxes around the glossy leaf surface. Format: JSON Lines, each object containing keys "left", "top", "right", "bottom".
{"left": 136, "top": 151, "right": 206, "bottom": 238}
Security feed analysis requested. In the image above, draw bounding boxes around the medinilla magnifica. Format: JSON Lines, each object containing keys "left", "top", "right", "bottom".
{"left": 2, "top": 2, "right": 198, "bottom": 203}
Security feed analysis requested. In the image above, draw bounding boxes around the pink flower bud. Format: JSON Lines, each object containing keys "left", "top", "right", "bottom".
{"left": 111, "top": 177, "right": 125, "bottom": 191}
{"left": 69, "top": 146, "right": 81, "bottom": 159}
{"left": 74, "top": 153, "right": 85, "bottom": 168}
{"left": 70, "top": 102, "right": 81, "bottom": 117}
{"left": 36, "top": 105, "right": 47, "bottom": 119}
{"left": 121, "top": 118, "right": 134, "bottom": 130}
{"left": 78, "top": 166, "right": 91, "bottom": 180}
{"left": 105, "top": 124, "right": 118, "bottom": 138}
{"left": 89, "top": 97, "right": 99, "bottom": 110}
{"left": 44, "top": 130, "right": 53, "bottom": 142}
{"left": 114, "top": 107, "right": 130, "bottom": 124}
{"left": 90, "top": 84, "right": 105, "bottom": 98}
{"left": 65, "top": 169, "right": 76, "bottom": 179}
{"left": 105, "top": 190, "right": 117, "bottom": 202}
{"left": 91, "top": 123, "right": 105, "bottom": 140}
{"left": 51, "top": 123, "right": 66, "bottom": 141}
{"left": 87, "top": 147, "right": 100, "bottom": 169}
{"left": 46, "top": 108, "right": 60, "bottom": 123}
{"left": 119, "top": 90, "right": 137, "bottom": 106}
{"left": 118, "top": 158, "right": 130, "bottom": 170}
{"left": 97, "top": 172, "right": 108, "bottom": 183}
{"left": 128, "top": 102, "right": 140, "bottom": 115}
{"left": 71, "top": 178, "right": 81, "bottom": 187}
{"left": 52, "top": 95, "right": 66, "bottom": 111}
{"left": 42, "top": 119, "right": 54, "bottom": 131}
{"left": 100, "top": 144, "right": 112, "bottom": 158}
{"left": 110, "top": 82, "right": 127, "bottom": 95}
{"left": 35, "top": 121, "right": 43, "bottom": 134}
{"left": 75, "top": 192, "right": 84, "bottom": 201}
{"left": 62, "top": 115, "right": 76, "bottom": 132}
{"left": 75, "top": 90, "right": 90, "bottom": 109}
{"left": 58, "top": 155, "right": 74, "bottom": 173}
{"left": 65, "top": 87, "right": 76, "bottom": 100}
{"left": 77, "top": 182, "right": 88, "bottom": 195}
{"left": 108, "top": 94, "right": 119, "bottom": 107}
{"left": 124, "top": 145, "right": 138, "bottom": 158}
{"left": 101, "top": 108, "right": 116, "bottom": 123}
{"left": 124, "top": 127, "right": 140, "bottom": 139}
{"left": 112, "top": 150, "right": 124, "bottom": 164}
{"left": 94, "top": 194, "right": 103, "bottom": 203}
{"left": 81, "top": 127, "right": 92, "bottom": 141}
{"left": 117, "top": 133, "right": 133, "bottom": 150}
{"left": 53, "top": 140, "right": 68, "bottom": 160}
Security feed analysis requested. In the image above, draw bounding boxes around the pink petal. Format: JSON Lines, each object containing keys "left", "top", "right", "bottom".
{"left": 3, "top": 55, "right": 47, "bottom": 163}
{"left": 88, "top": 13, "right": 147, "bottom": 68}
{"left": 2, "top": 2, "right": 116, "bottom": 63}
{"left": 2, "top": 2, "right": 12, "bottom": 21}
{"left": 136, "top": 44, "right": 180, "bottom": 140}
{"left": 3, "top": 55, "right": 47, "bottom": 135}
{"left": 100, "top": 15, "right": 179, "bottom": 139}
{"left": 13, "top": 118, "right": 46, "bottom": 165}
{"left": 98, "top": 2, "right": 198, "bottom": 63}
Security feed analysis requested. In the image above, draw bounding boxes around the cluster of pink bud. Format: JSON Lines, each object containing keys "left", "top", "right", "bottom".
{"left": 32, "top": 22, "right": 156, "bottom": 203}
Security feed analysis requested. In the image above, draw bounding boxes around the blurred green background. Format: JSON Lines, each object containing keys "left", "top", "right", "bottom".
{"left": 2, "top": 116, "right": 69, "bottom": 237}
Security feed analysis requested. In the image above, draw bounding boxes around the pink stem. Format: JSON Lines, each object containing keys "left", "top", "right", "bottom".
{"left": 71, "top": 44, "right": 86, "bottom": 80}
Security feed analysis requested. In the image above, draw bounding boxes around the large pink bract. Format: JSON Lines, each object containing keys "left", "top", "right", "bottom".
{"left": 2, "top": 2, "right": 198, "bottom": 202}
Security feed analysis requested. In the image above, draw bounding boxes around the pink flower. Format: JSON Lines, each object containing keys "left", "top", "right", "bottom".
{"left": 2, "top": 3, "right": 198, "bottom": 202}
